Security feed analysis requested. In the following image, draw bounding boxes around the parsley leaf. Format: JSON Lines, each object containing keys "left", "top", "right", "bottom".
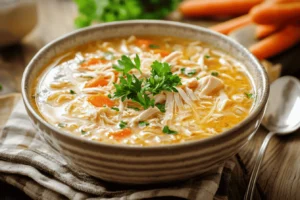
{"left": 245, "top": 92, "right": 254, "bottom": 99}
{"left": 144, "top": 61, "right": 181, "bottom": 95}
{"left": 155, "top": 103, "right": 166, "bottom": 113}
{"left": 111, "top": 107, "right": 119, "bottom": 111}
{"left": 113, "top": 54, "right": 141, "bottom": 74}
{"left": 81, "top": 130, "right": 87, "bottom": 135}
{"left": 138, "top": 121, "right": 149, "bottom": 127}
{"left": 128, "top": 106, "right": 140, "bottom": 111}
{"left": 162, "top": 126, "right": 177, "bottom": 134}
{"left": 205, "top": 55, "right": 211, "bottom": 59}
{"left": 119, "top": 121, "right": 127, "bottom": 129}
{"left": 70, "top": 90, "right": 76, "bottom": 94}
{"left": 211, "top": 72, "right": 219, "bottom": 77}
{"left": 0, "top": 84, "right": 2, "bottom": 91}
{"left": 149, "top": 44, "right": 160, "bottom": 49}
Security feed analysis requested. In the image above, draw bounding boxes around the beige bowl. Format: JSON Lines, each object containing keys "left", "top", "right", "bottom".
{"left": 22, "top": 20, "right": 269, "bottom": 184}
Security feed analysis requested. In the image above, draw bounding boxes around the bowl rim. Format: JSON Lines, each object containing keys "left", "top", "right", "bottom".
{"left": 22, "top": 20, "right": 269, "bottom": 150}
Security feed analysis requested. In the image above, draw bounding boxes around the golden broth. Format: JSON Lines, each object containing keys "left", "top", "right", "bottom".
{"left": 34, "top": 36, "right": 254, "bottom": 146}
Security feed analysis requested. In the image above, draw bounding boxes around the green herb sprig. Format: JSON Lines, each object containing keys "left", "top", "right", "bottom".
{"left": 112, "top": 55, "right": 181, "bottom": 110}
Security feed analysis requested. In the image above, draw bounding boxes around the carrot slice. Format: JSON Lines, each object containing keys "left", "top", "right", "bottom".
{"left": 81, "top": 58, "right": 107, "bottom": 67}
{"left": 111, "top": 128, "right": 132, "bottom": 140}
{"left": 255, "top": 24, "right": 282, "bottom": 39}
{"left": 250, "top": 3, "right": 300, "bottom": 25}
{"left": 153, "top": 49, "right": 170, "bottom": 57}
{"left": 135, "top": 39, "right": 153, "bottom": 47}
{"left": 88, "top": 94, "right": 114, "bottom": 107}
{"left": 179, "top": 0, "right": 263, "bottom": 17}
{"left": 250, "top": 25, "right": 300, "bottom": 59}
{"left": 85, "top": 76, "right": 108, "bottom": 88}
{"left": 210, "top": 14, "right": 252, "bottom": 35}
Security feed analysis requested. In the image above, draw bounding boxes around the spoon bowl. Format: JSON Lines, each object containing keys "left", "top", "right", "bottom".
{"left": 262, "top": 76, "right": 300, "bottom": 134}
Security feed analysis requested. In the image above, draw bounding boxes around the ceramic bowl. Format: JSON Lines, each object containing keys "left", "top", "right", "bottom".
{"left": 22, "top": 20, "right": 269, "bottom": 184}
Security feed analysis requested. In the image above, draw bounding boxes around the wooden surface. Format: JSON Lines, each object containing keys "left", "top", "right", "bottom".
{"left": 0, "top": 1, "right": 300, "bottom": 199}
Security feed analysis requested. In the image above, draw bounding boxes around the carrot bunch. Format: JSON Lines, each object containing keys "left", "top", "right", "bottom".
{"left": 180, "top": 0, "right": 300, "bottom": 60}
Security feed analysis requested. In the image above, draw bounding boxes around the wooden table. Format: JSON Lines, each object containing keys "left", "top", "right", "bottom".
{"left": 1, "top": 1, "right": 300, "bottom": 199}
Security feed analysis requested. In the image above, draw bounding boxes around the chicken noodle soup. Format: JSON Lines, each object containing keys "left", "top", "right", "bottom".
{"left": 34, "top": 36, "right": 254, "bottom": 146}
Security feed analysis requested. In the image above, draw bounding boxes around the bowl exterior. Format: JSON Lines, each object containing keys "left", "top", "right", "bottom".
{"left": 22, "top": 20, "right": 269, "bottom": 184}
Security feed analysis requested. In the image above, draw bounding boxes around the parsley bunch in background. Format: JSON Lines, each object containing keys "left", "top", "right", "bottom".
{"left": 74, "top": 0, "right": 181, "bottom": 28}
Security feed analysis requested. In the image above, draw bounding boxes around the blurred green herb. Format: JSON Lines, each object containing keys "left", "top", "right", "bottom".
{"left": 73, "top": 0, "right": 181, "bottom": 28}
{"left": 0, "top": 84, "right": 2, "bottom": 91}
{"left": 162, "top": 126, "right": 177, "bottom": 134}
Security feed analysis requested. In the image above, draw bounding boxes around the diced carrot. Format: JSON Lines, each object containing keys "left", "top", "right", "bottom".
{"left": 255, "top": 24, "right": 281, "bottom": 39}
{"left": 153, "top": 49, "right": 170, "bottom": 57}
{"left": 250, "top": 3, "right": 300, "bottom": 25}
{"left": 111, "top": 128, "right": 132, "bottom": 140}
{"left": 135, "top": 39, "right": 153, "bottom": 47}
{"left": 85, "top": 76, "right": 108, "bottom": 88}
{"left": 179, "top": 0, "right": 263, "bottom": 17}
{"left": 210, "top": 14, "right": 252, "bottom": 35}
{"left": 81, "top": 58, "right": 107, "bottom": 67}
{"left": 88, "top": 94, "right": 114, "bottom": 107}
{"left": 250, "top": 25, "right": 300, "bottom": 59}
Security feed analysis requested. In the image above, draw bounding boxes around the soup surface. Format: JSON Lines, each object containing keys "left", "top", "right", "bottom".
{"left": 34, "top": 36, "right": 254, "bottom": 146}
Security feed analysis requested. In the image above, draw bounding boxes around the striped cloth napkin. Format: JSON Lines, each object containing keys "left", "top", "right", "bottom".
{"left": 0, "top": 94, "right": 235, "bottom": 200}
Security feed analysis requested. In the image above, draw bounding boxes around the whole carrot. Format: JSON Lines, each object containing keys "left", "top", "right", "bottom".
{"left": 250, "top": 3, "right": 300, "bottom": 24}
{"left": 210, "top": 14, "right": 252, "bottom": 34}
{"left": 255, "top": 24, "right": 282, "bottom": 39}
{"left": 179, "top": 0, "right": 263, "bottom": 17}
{"left": 250, "top": 25, "right": 300, "bottom": 59}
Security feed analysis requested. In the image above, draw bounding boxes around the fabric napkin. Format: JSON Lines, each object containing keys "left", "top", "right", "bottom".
{"left": 0, "top": 94, "right": 235, "bottom": 200}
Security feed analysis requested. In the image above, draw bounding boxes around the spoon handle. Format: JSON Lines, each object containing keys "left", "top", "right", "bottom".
{"left": 244, "top": 131, "right": 276, "bottom": 200}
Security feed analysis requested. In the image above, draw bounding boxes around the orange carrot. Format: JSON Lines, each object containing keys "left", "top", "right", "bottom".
{"left": 179, "top": 0, "right": 263, "bottom": 17}
{"left": 85, "top": 76, "right": 108, "bottom": 88}
{"left": 153, "top": 49, "right": 170, "bottom": 57}
{"left": 88, "top": 94, "right": 114, "bottom": 107}
{"left": 250, "top": 25, "right": 300, "bottom": 59}
{"left": 81, "top": 58, "right": 107, "bottom": 67}
{"left": 135, "top": 39, "right": 153, "bottom": 47}
{"left": 111, "top": 128, "right": 132, "bottom": 140}
{"left": 210, "top": 15, "right": 252, "bottom": 35}
{"left": 250, "top": 3, "right": 300, "bottom": 25}
{"left": 255, "top": 24, "right": 282, "bottom": 39}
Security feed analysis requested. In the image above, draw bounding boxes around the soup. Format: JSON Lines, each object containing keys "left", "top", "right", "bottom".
{"left": 34, "top": 36, "right": 254, "bottom": 146}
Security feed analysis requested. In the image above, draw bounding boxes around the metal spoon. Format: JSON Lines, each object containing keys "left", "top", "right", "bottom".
{"left": 244, "top": 76, "right": 300, "bottom": 200}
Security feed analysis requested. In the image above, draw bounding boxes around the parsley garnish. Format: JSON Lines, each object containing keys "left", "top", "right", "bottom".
{"left": 245, "top": 92, "right": 254, "bottom": 99}
{"left": 70, "top": 90, "right": 76, "bottom": 94}
{"left": 81, "top": 130, "right": 87, "bottom": 135}
{"left": 144, "top": 61, "right": 181, "bottom": 95}
{"left": 108, "top": 94, "right": 112, "bottom": 99}
{"left": 180, "top": 68, "right": 185, "bottom": 74}
{"left": 0, "top": 84, "right": 2, "bottom": 91}
{"left": 181, "top": 68, "right": 196, "bottom": 77}
{"left": 138, "top": 121, "right": 149, "bottom": 127}
{"left": 111, "top": 107, "right": 119, "bottom": 111}
{"left": 113, "top": 55, "right": 181, "bottom": 110}
{"left": 205, "top": 55, "right": 211, "bottom": 59}
{"left": 162, "top": 126, "right": 177, "bottom": 134}
{"left": 74, "top": 0, "right": 181, "bottom": 28}
{"left": 119, "top": 121, "right": 127, "bottom": 129}
{"left": 58, "top": 123, "right": 65, "bottom": 128}
{"left": 149, "top": 44, "right": 160, "bottom": 49}
{"left": 128, "top": 106, "right": 140, "bottom": 111}
{"left": 113, "top": 54, "right": 141, "bottom": 74}
{"left": 187, "top": 70, "right": 196, "bottom": 77}
{"left": 211, "top": 72, "right": 219, "bottom": 77}
{"left": 155, "top": 103, "right": 166, "bottom": 113}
